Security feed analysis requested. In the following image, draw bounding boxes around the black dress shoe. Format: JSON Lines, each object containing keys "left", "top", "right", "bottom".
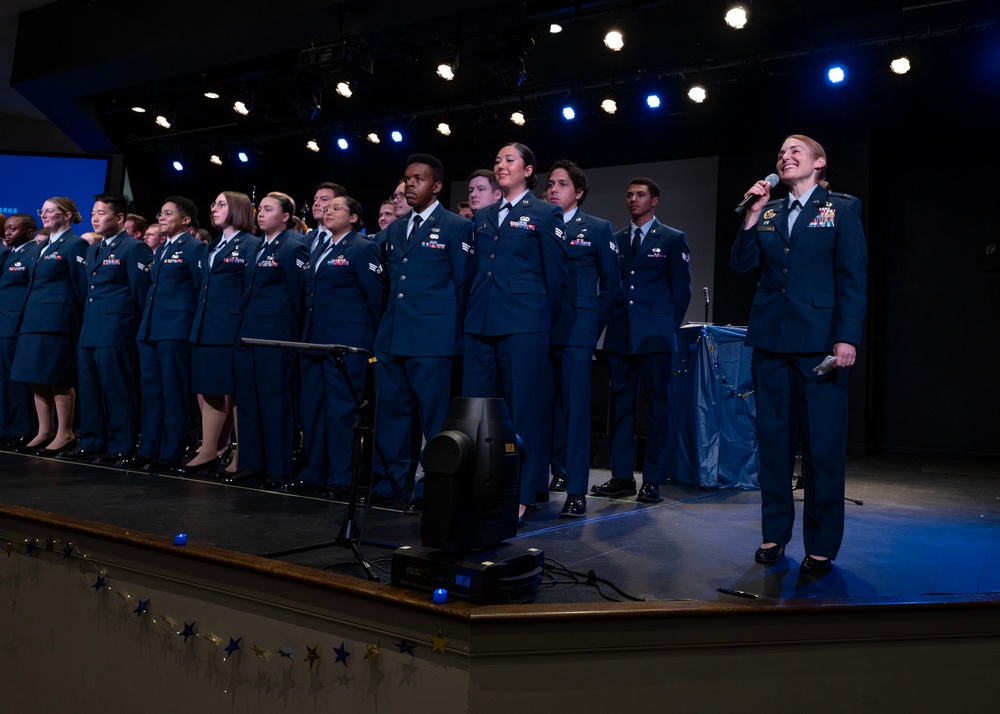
{"left": 141, "top": 458, "right": 181, "bottom": 472}
{"left": 590, "top": 477, "right": 637, "bottom": 498}
{"left": 114, "top": 454, "right": 152, "bottom": 469}
{"left": 560, "top": 494, "right": 587, "bottom": 518}
{"left": 802, "top": 555, "right": 833, "bottom": 574}
{"left": 7, "top": 436, "right": 37, "bottom": 452}
{"left": 179, "top": 456, "right": 222, "bottom": 475}
{"left": 549, "top": 474, "right": 567, "bottom": 492}
{"left": 216, "top": 468, "right": 260, "bottom": 484}
{"left": 324, "top": 485, "right": 351, "bottom": 500}
{"left": 754, "top": 543, "right": 786, "bottom": 564}
{"left": 404, "top": 497, "right": 423, "bottom": 515}
{"left": 636, "top": 482, "right": 663, "bottom": 503}
{"left": 38, "top": 438, "right": 76, "bottom": 456}
{"left": 534, "top": 490, "right": 550, "bottom": 504}
{"left": 57, "top": 447, "right": 102, "bottom": 460}
{"left": 95, "top": 453, "right": 129, "bottom": 465}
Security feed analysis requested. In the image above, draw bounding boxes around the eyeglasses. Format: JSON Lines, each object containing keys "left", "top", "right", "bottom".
{"left": 391, "top": 193, "right": 405, "bottom": 202}
{"left": 155, "top": 210, "right": 176, "bottom": 219}
{"left": 37, "top": 208, "right": 60, "bottom": 216}
{"left": 210, "top": 201, "right": 228, "bottom": 209}
{"left": 325, "top": 205, "right": 349, "bottom": 213}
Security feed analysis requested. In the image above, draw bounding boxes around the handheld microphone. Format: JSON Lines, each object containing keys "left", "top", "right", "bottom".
{"left": 734, "top": 173, "right": 780, "bottom": 214}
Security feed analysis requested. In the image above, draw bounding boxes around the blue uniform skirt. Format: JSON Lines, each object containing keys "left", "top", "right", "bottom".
{"left": 11, "top": 333, "right": 76, "bottom": 387}
{"left": 190, "top": 344, "right": 236, "bottom": 395}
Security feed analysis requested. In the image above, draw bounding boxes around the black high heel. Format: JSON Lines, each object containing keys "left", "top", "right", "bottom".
{"left": 754, "top": 543, "right": 785, "bottom": 563}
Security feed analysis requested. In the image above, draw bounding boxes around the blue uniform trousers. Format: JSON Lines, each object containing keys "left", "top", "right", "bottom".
{"left": 234, "top": 344, "right": 296, "bottom": 479}
{"left": 137, "top": 339, "right": 191, "bottom": 462}
{"left": 78, "top": 345, "right": 140, "bottom": 455}
{"left": 607, "top": 351, "right": 672, "bottom": 484}
{"left": 0, "top": 337, "right": 35, "bottom": 437}
{"left": 546, "top": 345, "right": 594, "bottom": 496}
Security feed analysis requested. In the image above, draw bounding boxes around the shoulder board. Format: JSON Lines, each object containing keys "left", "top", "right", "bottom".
{"left": 827, "top": 191, "right": 854, "bottom": 200}
{"left": 764, "top": 198, "right": 783, "bottom": 207}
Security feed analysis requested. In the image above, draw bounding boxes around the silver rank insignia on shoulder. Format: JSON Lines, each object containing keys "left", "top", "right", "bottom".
{"left": 763, "top": 209, "right": 776, "bottom": 220}
{"left": 521, "top": 199, "right": 530, "bottom": 205}
{"left": 575, "top": 216, "right": 582, "bottom": 222}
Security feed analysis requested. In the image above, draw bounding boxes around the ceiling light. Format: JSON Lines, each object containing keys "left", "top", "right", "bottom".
{"left": 604, "top": 30, "right": 624, "bottom": 52}
{"left": 210, "top": 155, "right": 222, "bottom": 165}
{"left": 367, "top": 132, "right": 381, "bottom": 144}
{"left": 155, "top": 115, "right": 172, "bottom": 129}
{"left": 436, "top": 63, "right": 455, "bottom": 81}
{"left": 306, "top": 140, "right": 320, "bottom": 153}
{"left": 890, "top": 56, "right": 911, "bottom": 75}
{"left": 131, "top": 106, "right": 146, "bottom": 113}
{"left": 437, "top": 122, "right": 451, "bottom": 136}
{"left": 172, "top": 161, "right": 184, "bottom": 172}
{"left": 233, "top": 101, "right": 250, "bottom": 115}
{"left": 725, "top": 6, "right": 748, "bottom": 29}
{"left": 204, "top": 91, "right": 220, "bottom": 100}
{"left": 549, "top": 23, "right": 562, "bottom": 34}
{"left": 237, "top": 151, "right": 249, "bottom": 163}
{"left": 337, "top": 138, "right": 349, "bottom": 150}
{"left": 688, "top": 86, "right": 707, "bottom": 103}
{"left": 390, "top": 130, "right": 403, "bottom": 143}
{"left": 510, "top": 111, "right": 526, "bottom": 126}
{"left": 562, "top": 105, "right": 576, "bottom": 121}
{"left": 827, "top": 65, "right": 846, "bottom": 84}
{"left": 646, "top": 94, "right": 661, "bottom": 109}
{"left": 601, "top": 98, "right": 617, "bottom": 114}
{"left": 335, "top": 82, "right": 353, "bottom": 98}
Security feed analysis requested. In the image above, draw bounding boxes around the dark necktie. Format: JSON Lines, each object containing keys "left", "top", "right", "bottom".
{"left": 788, "top": 200, "right": 802, "bottom": 233}
{"left": 499, "top": 202, "right": 513, "bottom": 224}
{"left": 631, "top": 227, "right": 643, "bottom": 259}
{"left": 210, "top": 239, "right": 228, "bottom": 267}
{"left": 312, "top": 230, "right": 327, "bottom": 253}
{"left": 39, "top": 240, "right": 56, "bottom": 258}
{"left": 311, "top": 235, "right": 329, "bottom": 263}
{"left": 408, "top": 215, "right": 423, "bottom": 244}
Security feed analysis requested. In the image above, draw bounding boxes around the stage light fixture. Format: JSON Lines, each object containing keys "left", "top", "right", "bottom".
{"left": 337, "top": 138, "right": 349, "bottom": 150}
{"left": 172, "top": 160, "right": 184, "bottom": 172}
{"left": 436, "top": 63, "right": 455, "bottom": 81}
{"left": 336, "top": 81, "right": 353, "bottom": 98}
{"left": 827, "top": 65, "right": 846, "bottom": 84}
{"left": 131, "top": 106, "right": 146, "bottom": 113}
{"left": 604, "top": 30, "right": 624, "bottom": 52}
{"left": 562, "top": 105, "right": 576, "bottom": 120}
{"left": 549, "top": 23, "right": 562, "bottom": 34}
{"left": 237, "top": 151, "right": 249, "bottom": 163}
{"left": 204, "top": 91, "right": 220, "bottom": 100}
{"left": 155, "top": 115, "right": 172, "bottom": 129}
{"left": 510, "top": 111, "right": 526, "bottom": 126}
{"left": 646, "top": 94, "right": 662, "bottom": 109}
{"left": 437, "top": 122, "right": 452, "bottom": 136}
{"left": 390, "top": 130, "right": 403, "bottom": 143}
{"left": 601, "top": 98, "right": 617, "bottom": 114}
{"left": 233, "top": 100, "right": 250, "bottom": 115}
{"left": 725, "top": 6, "right": 748, "bottom": 29}
{"left": 306, "top": 140, "right": 320, "bottom": 153}
{"left": 688, "top": 86, "right": 707, "bottom": 103}
{"left": 890, "top": 56, "right": 911, "bottom": 75}
{"left": 210, "top": 155, "right": 223, "bottom": 165}
{"left": 367, "top": 132, "right": 381, "bottom": 144}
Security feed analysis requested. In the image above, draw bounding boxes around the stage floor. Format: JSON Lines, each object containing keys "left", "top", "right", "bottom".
{"left": 1, "top": 450, "right": 998, "bottom": 605}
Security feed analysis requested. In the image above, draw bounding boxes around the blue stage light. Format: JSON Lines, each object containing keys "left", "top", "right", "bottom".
{"left": 337, "top": 138, "right": 349, "bottom": 150}
{"left": 172, "top": 161, "right": 184, "bottom": 172}
{"left": 827, "top": 65, "right": 846, "bottom": 83}
{"left": 646, "top": 94, "right": 661, "bottom": 109}
{"left": 391, "top": 130, "right": 403, "bottom": 143}
{"left": 237, "top": 151, "right": 249, "bottom": 163}
{"left": 562, "top": 105, "right": 576, "bottom": 120}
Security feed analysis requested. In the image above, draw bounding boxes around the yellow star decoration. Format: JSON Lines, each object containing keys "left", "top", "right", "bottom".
{"left": 364, "top": 642, "right": 380, "bottom": 663}
{"left": 431, "top": 631, "right": 450, "bottom": 655}
{"left": 252, "top": 644, "right": 268, "bottom": 659}
{"left": 4, "top": 542, "right": 13, "bottom": 556}
{"left": 304, "top": 645, "right": 320, "bottom": 667}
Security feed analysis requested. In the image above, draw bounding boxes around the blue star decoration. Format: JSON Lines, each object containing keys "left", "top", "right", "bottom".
{"left": 92, "top": 575, "right": 107, "bottom": 592}
{"left": 63, "top": 544, "right": 73, "bottom": 559}
{"left": 181, "top": 622, "right": 196, "bottom": 642}
{"left": 24, "top": 541, "right": 35, "bottom": 556}
{"left": 224, "top": 637, "right": 242, "bottom": 657}
{"left": 333, "top": 641, "right": 351, "bottom": 667}
{"left": 396, "top": 639, "right": 416, "bottom": 656}
{"left": 278, "top": 649, "right": 294, "bottom": 660}
{"left": 133, "top": 599, "right": 150, "bottom": 617}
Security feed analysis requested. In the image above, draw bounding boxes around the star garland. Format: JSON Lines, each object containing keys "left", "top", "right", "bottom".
{"left": 672, "top": 327, "right": 755, "bottom": 400}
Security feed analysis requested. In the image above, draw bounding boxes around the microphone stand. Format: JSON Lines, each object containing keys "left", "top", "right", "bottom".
{"left": 242, "top": 338, "right": 399, "bottom": 581}
{"left": 703, "top": 287, "right": 710, "bottom": 324}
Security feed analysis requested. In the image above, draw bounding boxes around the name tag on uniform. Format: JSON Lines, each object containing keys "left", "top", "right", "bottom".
{"left": 757, "top": 225, "right": 775, "bottom": 232}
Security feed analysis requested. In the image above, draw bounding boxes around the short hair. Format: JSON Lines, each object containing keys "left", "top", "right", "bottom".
{"left": 126, "top": 214, "right": 147, "bottom": 234}
{"left": 547, "top": 159, "right": 590, "bottom": 206}
{"left": 45, "top": 196, "right": 83, "bottom": 224}
{"left": 265, "top": 191, "right": 297, "bottom": 229}
{"left": 468, "top": 169, "right": 500, "bottom": 192}
{"left": 221, "top": 191, "right": 257, "bottom": 233}
{"left": 627, "top": 177, "right": 660, "bottom": 198}
{"left": 312, "top": 182, "right": 346, "bottom": 197}
{"left": 197, "top": 228, "right": 213, "bottom": 243}
{"left": 94, "top": 193, "right": 128, "bottom": 217}
{"left": 340, "top": 196, "right": 365, "bottom": 232}
{"left": 406, "top": 153, "right": 444, "bottom": 185}
{"left": 164, "top": 196, "right": 199, "bottom": 225}
{"left": 380, "top": 199, "right": 394, "bottom": 208}
{"left": 10, "top": 213, "right": 38, "bottom": 232}
{"left": 458, "top": 201, "right": 470, "bottom": 210}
